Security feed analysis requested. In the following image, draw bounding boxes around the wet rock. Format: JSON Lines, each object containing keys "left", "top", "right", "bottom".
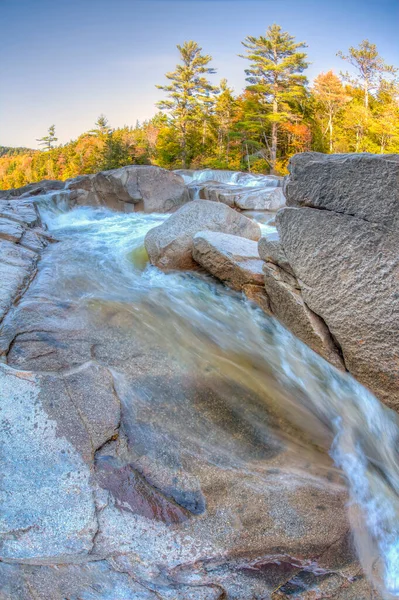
{"left": 145, "top": 200, "right": 261, "bottom": 270}
{"left": 0, "top": 364, "right": 96, "bottom": 562}
{"left": 67, "top": 165, "right": 190, "bottom": 213}
{"left": 263, "top": 262, "right": 345, "bottom": 370}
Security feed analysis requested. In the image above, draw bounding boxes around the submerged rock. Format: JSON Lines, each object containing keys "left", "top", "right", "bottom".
{"left": 145, "top": 200, "right": 261, "bottom": 270}
{"left": 275, "top": 152, "right": 399, "bottom": 409}
{"left": 67, "top": 165, "right": 190, "bottom": 213}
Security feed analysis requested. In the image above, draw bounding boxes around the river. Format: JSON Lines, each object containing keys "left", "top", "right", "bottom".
{"left": 3, "top": 196, "right": 399, "bottom": 598}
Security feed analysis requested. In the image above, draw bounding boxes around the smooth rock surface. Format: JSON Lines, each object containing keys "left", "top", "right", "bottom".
{"left": 234, "top": 186, "right": 286, "bottom": 210}
{"left": 67, "top": 165, "right": 190, "bottom": 213}
{"left": 145, "top": 200, "right": 261, "bottom": 269}
{"left": 193, "top": 231, "right": 264, "bottom": 290}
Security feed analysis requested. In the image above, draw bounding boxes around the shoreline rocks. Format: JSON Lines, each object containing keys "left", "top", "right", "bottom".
{"left": 66, "top": 165, "right": 190, "bottom": 213}
{"left": 0, "top": 199, "right": 52, "bottom": 327}
{"left": 145, "top": 200, "right": 261, "bottom": 270}
{"left": 269, "top": 152, "right": 399, "bottom": 409}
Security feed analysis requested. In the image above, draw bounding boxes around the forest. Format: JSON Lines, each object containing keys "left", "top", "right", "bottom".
{"left": 1, "top": 25, "right": 398, "bottom": 189}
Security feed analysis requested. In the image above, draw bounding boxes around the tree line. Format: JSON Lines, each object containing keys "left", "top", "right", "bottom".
{"left": 1, "top": 25, "right": 398, "bottom": 189}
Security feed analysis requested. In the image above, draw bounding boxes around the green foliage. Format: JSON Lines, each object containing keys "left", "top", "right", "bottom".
{"left": 1, "top": 31, "right": 398, "bottom": 190}
{"left": 156, "top": 40, "right": 218, "bottom": 167}
{"left": 240, "top": 24, "right": 309, "bottom": 172}
{"left": 36, "top": 125, "right": 58, "bottom": 151}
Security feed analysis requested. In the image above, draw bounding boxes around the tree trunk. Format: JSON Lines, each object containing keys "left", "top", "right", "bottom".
{"left": 328, "top": 112, "right": 333, "bottom": 153}
{"left": 364, "top": 80, "right": 369, "bottom": 109}
{"left": 245, "top": 142, "right": 251, "bottom": 172}
{"left": 271, "top": 120, "right": 277, "bottom": 174}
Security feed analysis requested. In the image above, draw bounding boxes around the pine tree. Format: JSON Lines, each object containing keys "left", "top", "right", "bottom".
{"left": 312, "top": 71, "right": 351, "bottom": 152}
{"left": 36, "top": 125, "right": 58, "bottom": 151}
{"left": 337, "top": 40, "right": 398, "bottom": 109}
{"left": 90, "top": 115, "right": 111, "bottom": 137}
{"left": 240, "top": 24, "right": 308, "bottom": 173}
{"left": 156, "top": 40, "right": 217, "bottom": 168}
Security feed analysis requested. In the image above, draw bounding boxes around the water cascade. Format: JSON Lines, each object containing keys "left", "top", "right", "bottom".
{"left": 2, "top": 197, "right": 399, "bottom": 598}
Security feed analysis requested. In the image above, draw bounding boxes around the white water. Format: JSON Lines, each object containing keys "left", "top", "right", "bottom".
{"left": 174, "top": 168, "right": 281, "bottom": 188}
{"left": 36, "top": 202, "right": 399, "bottom": 598}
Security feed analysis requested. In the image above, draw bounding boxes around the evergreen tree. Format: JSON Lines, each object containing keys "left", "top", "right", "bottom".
{"left": 90, "top": 114, "right": 111, "bottom": 137}
{"left": 338, "top": 40, "right": 398, "bottom": 109}
{"left": 156, "top": 40, "right": 217, "bottom": 167}
{"left": 240, "top": 24, "right": 308, "bottom": 173}
{"left": 36, "top": 125, "right": 58, "bottom": 151}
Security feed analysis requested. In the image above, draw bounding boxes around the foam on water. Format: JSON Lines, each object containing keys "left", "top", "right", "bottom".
{"left": 36, "top": 202, "right": 399, "bottom": 598}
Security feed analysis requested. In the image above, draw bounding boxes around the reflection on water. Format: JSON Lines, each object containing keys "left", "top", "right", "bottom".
{"left": 35, "top": 201, "right": 399, "bottom": 598}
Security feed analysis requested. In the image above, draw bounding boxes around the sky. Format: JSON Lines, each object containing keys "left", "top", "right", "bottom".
{"left": 1, "top": 0, "right": 398, "bottom": 148}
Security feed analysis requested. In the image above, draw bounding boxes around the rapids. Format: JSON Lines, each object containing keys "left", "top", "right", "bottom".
{"left": 18, "top": 200, "right": 399, "bottom": 597}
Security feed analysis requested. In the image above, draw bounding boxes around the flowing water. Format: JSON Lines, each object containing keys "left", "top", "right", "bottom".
{"left": 23, "top": 200, "right": 399, "bottom": 597}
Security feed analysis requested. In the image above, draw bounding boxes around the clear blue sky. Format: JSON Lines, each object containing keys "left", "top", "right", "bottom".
{"left": 1, "top": 0, "right": 398, "bottom": 148}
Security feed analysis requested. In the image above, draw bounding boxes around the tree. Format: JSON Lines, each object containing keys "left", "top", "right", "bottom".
{"left": 213, "top": 79, "right": 238, "bottom": 165}
{"left": 156, "top": 40, "right": 217, "bottom": 168}
{"left": 312, "top": 71, "right": 351, "bottom": 152}
{"left": 240, "top": 24, "right": 309, "bottom": 173}
{"left": 337, "top": 40, "right": 398, "bottom": 109}
{"left": 36, "top": 125, "right": 58, "bottom": 151}
{"left": 90, "top": 114, "right": 111, "bottom": 137}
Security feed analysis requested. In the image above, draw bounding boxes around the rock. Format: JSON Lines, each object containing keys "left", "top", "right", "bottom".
{"left": 0, "top": 198, "right": 40, "bottom": 227}
{"left": 0, "top": 207, "right": 370, "bottom": 599}
{"left": 193, "top": 231, "right": 264, "bottom": 291}
{"left": 0, "top": 179, "right": 65, "bottom": 200}
{"left": 276, "top": 205, "right": 399, "bottom": 408}
{"left": 263, "top": 262, "right": 345, "bottom": 370}
{"left": 145, "top": 200, "right": 261, "bottom": 270}
{"left": 285, "top": 152, "right": 399, "bottom": 227}
{"left": 0, "top": 241, "right": 38, "bottom": 322}
{"left": 67, "top": 165, "right": 190, "bottom": 213}
{"left": 258, "top": 232, "right": 294, "bottom": 275}
{"left": 234, "top": 187, "right": 286, "bottom": 211}
{"left": 0, "top": 216, "right": 24, "bottom": 242}
{"left": 0, "top": 364, "right": 97, "bottom": 561}
{"left": 0, "top": 199, "right": 50, "bottom": 325}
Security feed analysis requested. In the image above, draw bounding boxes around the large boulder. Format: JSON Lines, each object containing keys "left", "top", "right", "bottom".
{"left": 193, "top": 231, "right": 271, "bottom": 312}
{"left": 67, "top": 165, "right": 190, "bottom": 213}
{"left": 273, "top": 153, "right": 399, "bottom": 409}
{"left": 193, "top": 232, "right": 264, "bottom": 291}
{"left": 284, "top": 152, "right": 399, "bottom": 226}
{"left": 145, "top": 200, "right": 261, "bottom": 270}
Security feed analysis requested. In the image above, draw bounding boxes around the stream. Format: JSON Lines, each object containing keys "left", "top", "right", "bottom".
{"left": 4, "top": 195, "right": 399, "bottom": 598}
